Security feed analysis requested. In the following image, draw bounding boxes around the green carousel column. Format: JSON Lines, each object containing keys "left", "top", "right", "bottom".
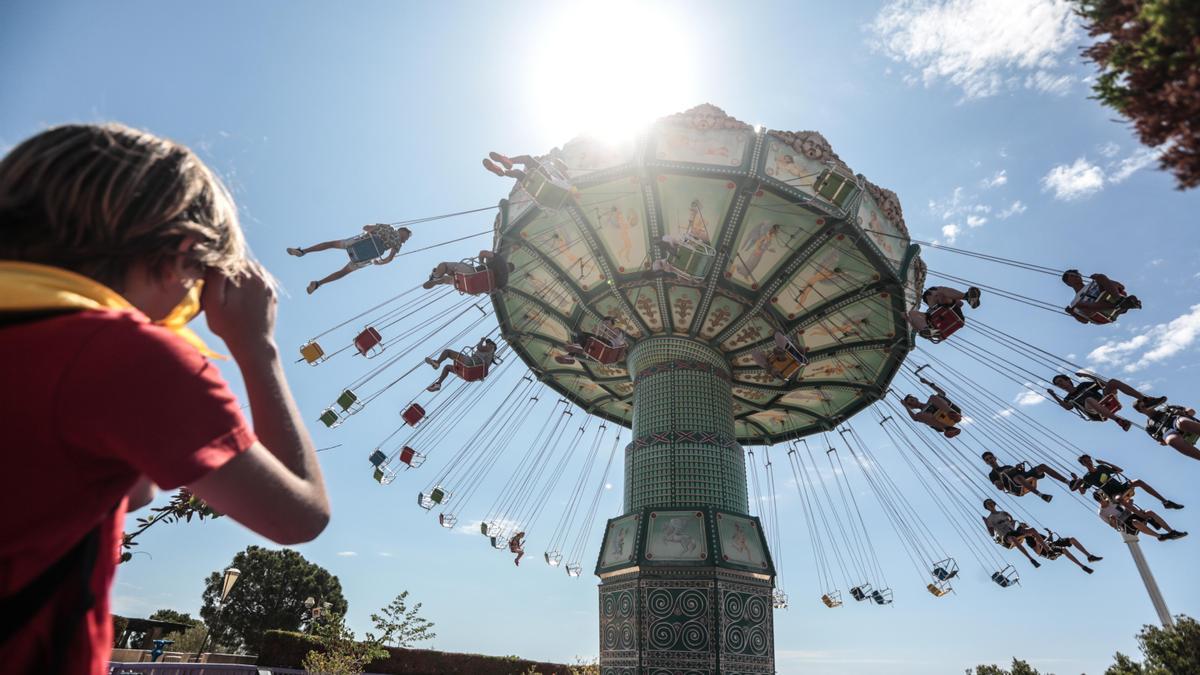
{"left": 596, "top": 337, "right": 776, "bottom": 675}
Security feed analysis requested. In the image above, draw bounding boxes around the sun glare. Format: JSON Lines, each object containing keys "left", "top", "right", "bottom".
{"left": 525, "top": 1, "right": 699, "bottom": 143}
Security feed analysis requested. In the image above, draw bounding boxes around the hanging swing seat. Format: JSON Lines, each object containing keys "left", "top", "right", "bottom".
{"left": 926, "top": 582, "right": 951, "bottom": 598}
{"left": 402, "top": 403, "right": 426, "bottom": 426}
{"left": 924, "top": 305, "right": 964, "bottom": 343}
{"left": 372, "top": 467, "right": 395, "bottom": 485}
{"left": 771, "top": 589, "right": 789, "bottom": 609}
{"left": 1069, "top": 289, "right": 1133, "bottom": 325}
{"left": 453, "top": 357, "right": 490, "bottom": 382}
{"left": 318, "top": 408, "right": 341, "bottom": 428}
{"left": 665, "top": 236, "right": 716, "bottom": 282}
{"left": 480, "top": 521, "right": 491, "bottom": 536}
{"left": 453, "top": 262, "right": 497, "bottom": 295}
{"left": 565, "top": 563, "right": 583, "bottom": 577}
{"left": 336, "top": 389, "right": 363, "bottom": 414}
{"left": 299, "top": 340, "right": 327, "bottom": 365}
{"left": 521, "top": 164, "right": 574, "bottom": 211}
{"left": 766, "top": 346, "right": 807, "bottom": 381}
{"left": 582, "top": 335, "right": 626, "bottom": 365}
{"left": 932, "top": 559, "right": 959, "bottom": 582}
{"left": 399, "top": 446, "right": 425, "bottom": 468}
{"left": 871, "top": 588, "right": 893, "bottom": 606}
{"left": 417, "top": 487, "right": 449, "bottom": 510}
{"left": 352, "top": 327, "right": 384, "bottom": 358}
{"left": 438, "top": 513, "right": 458, "bottom": 528}
{"left": 991, "top": 565, "right": 1019, "bottom": 588}
{"left": 489, "top": 535, "right": 510, "bottom": 550}
{"left": 368, "top": 450, "right": 387, "bottom": 467}
{"left": 544, "top": 551, "right": 562, "bottom": 567}
{"left": 927, "top": 402, "right": 963, "bottom": 427}
{"left": 812, "top": 167, "right": 861, "bottom": 209}
{"left": 849, "top": 584, "right": 872, "bottom": 602}
{"left": 821, "top": 591, "right": 843, "bottom": 608}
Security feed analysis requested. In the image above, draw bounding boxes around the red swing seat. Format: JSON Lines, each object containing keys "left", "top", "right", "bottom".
{"left": 453, "top": 359, "right": 490, "bottom": 382}
{"left": 353, "top": 327, "right": 384, "bottom": 357}
{"left": 1097, "top": 392, "right": 1122, "bottom": 416}
{"left": 399, "top": 445, "right": 425, "bottom": 468}
{"left": 402, "top": 403, "right": 426, "bottom": 426}
{"left": 583, "top": 336, "right": 626, "bottom": 364}
{"left": 454, "top": 265, "right": 496, "bottom": 295}
{"left": 925, "top": 305, "right": 964, "bottom": 343}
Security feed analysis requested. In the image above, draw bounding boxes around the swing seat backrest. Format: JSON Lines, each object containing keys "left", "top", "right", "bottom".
{"left": 668, "top": 238, "right": 716, "bottom": 280}
{"left": 1097, "top": 392, "right": 1122, "bottom": 415}
{"left": 522, "top": 166, "right": 573, "bottom": 211}
{"left": 300, "top": 341, "right": 326, "bottom": 365}
{"left": 399, "top": 446, "right": 421, "bottom": 466}
{"left": 926, "top": 583, "right": 949, "bottom": 597}
{"left": 453, "top": 359, "right": 489, "bottom": 381}
{"left": 402, "top": 403, "right": 426, "bottom": 426}
{"left": 438, "top": 513, "right": 457, "bottom": 528}
{"left": 583, "top": 335, "right": 625, "bottom": 364}
{"left": 767, "top": 351, "right": 803, "bottom": 380}
{"left": 453, "top": 267, "right": 496, "bottom": 295}
{"left": 430, "top": 487, "right": 446, "bottom": 504}
{"left": 318, "top": 408, "right": 340, "bottom": 428}
{"left": 336, "top": 389, "right": 360, "bottom": 412}
{"left": 353, "top": 327, "right": 384, "bottom": 357}
{"left": 368, "top": 450, "right": 387, "bottom": 467}
{"left": 926, "top": 305, "right": 964, "bottom": 341}
{"left": 812, "top": 167, "right": 861, "bottom": 209}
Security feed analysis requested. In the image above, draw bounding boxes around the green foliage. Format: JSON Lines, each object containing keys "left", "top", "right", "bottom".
{"left": 148, "top": 608, "right": 202, "bottom": 627}
{"left": 148, "top": 608, "right": 209, "bottom": 653}
{"left": 1074, "top": 0, "right": 1200, "bottom": 189}
{"left": 301, "top": 612, "right": 388, "bottom": 675}
{"left": 1105, "top": 616, "right": 1200, "bottom": 675}
{"left": 199, "top": 545, "right": 348, "bottom": 654}
{"left": 121, "top": 489, "right": 222, "bottom": 563}
{"left": 965, "top": 659, "right": 1047, "bottom": 675}
{"left": 367, "top": 591, "right": 436, "bottom": 648}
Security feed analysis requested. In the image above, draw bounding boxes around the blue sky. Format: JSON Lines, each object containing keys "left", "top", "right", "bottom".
{"left": 4, "top": 2, "right": 1199, "bottom": 673}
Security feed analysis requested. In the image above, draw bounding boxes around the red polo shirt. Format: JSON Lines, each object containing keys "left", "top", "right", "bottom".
{"left": 0, "top": 309, "right": 255, "bottom": 674}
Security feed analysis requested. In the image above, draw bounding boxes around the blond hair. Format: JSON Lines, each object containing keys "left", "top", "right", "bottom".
{"left": 0, "top": 123, "right": 249, "bottom": 289}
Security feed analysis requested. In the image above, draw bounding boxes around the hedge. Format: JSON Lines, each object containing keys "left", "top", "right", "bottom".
{"left": 257, "top": 630, "right": 574, "bottom": 675}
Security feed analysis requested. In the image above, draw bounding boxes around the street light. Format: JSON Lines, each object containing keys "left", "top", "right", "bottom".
{"left": 194, "top": 567, "right": 242, "bottom": 662}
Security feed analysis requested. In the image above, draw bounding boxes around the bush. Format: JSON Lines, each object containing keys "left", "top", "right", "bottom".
{"left": 258, "top": 630, "right": 574, "bottom": 675}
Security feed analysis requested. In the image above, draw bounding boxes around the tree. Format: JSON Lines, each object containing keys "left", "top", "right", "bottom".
{"left": 966, "top": 659, "right": 1048, "bottom": 674}
{"left": 198, "top": 546, "right": 348, "bottom": 654}
{"left": 301, "top": 612, "right": 387, "bottom": 675}
{"left": 1106, "top": 615, "right": 1200, "bottom": 675}
{"left": 367, "top": 591, "right": 436, "bottom": 648}
{"left": 1074, "top": 0, "right": 1200, "bottom": 189}
{"left": 147, "top": 609, "right": 209, "bottom": 653}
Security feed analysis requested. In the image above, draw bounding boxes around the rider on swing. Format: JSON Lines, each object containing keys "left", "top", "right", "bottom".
{"left": 1061, "top": 269, "right": 1141, "bottom": 324}
{"left": 288, "top": 224, "right": 412, "bottom": 294}
{"left": 751, "top": 331, "right": 809, "bottom": 382}
{"left": 980, "top": 451, "right": 1071, "bottom": 503}
{"left": 901, "top": 377, "right": 964, "bottom": 438}
{"left": 1030, "top": 528, "right": 1103, "bottom": 574}
{"left": 1047, "top": 372, "right": 1165, "bottom": 431}
{"left": 982, "top": 499, "right": 1043, "bottom": 568}
{"left": 906, "top": 285, "right": 981, "bottom": 340}
{"left": 1094, "top": 491, "right": 1187, "bottom": 542}
{"left": 1070, "top": 454, "right": 1183, "bottom": 509}
{"left": 425, "top": 337, "right": 498, "bottom": 392}
{"left": 508, "top": 531, "right": 526, "bottom": 566}
{"left": 554, "top": 316, "right": 629, "bottom": 365}
{"left": 1133, "top": 400, "right": 1200, "bottom": 463}
{"left": 423, "top": 249, "right": 515, "bottom": 291}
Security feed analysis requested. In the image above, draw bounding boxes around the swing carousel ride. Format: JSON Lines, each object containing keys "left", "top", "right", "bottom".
{"left": 293, "top": 105, "right": 1193, "bottom": 674}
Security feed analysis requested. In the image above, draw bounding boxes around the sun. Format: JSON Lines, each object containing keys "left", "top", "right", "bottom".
{"left": 523, "top": 1, "right": 700, "bottom": 143}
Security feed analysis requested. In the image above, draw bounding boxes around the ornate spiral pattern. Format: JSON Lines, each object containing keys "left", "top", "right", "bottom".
{"left": 677, "top": 589, "right": 706, "bottom": 616}
{"left": 745, "top": 595, "right": 768, "bottom": 623}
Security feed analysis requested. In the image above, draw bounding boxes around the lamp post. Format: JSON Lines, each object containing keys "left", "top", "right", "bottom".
{"left": 193, "top": 567, "right": 241, "bottom": 663}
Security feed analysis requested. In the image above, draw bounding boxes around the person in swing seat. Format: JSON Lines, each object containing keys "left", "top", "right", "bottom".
{"left": 1030, "top": 528, "right": 1103, "bottom": 574}
{"left": 1047, "top": 372, "right": 1164, "bottom": 431}
{"left": 751, "top": 331, "right": 809, "bottom": 382}
{"left": 1133, "top": 400, "right": 1200, "bottom": 463}
{"left": 554, "top": 316, "right": 629, "bottom": 365}
{"left": 287, "top": 223, "right": 411, "bottom": 294}
{"left": 425, "top": 337, "right": 498, "bottom": 391}
{"left": 901, "top": 376, "right": 964, "bottom": 438}
{"left": 1070, "top": 454, "right": 1183, "bottom": 509}
{"left": 1093, "top": 491, "right": 1187, "bottom": 542}
{"left": 981, "top": 499, "right": 1043, "bottom": 568}
{"left": 980, "top": 451, "right": 1071, "bottom": 503}
{"left": 906, "top": 285, "right": 980, "bottom": 339}
{"left": 422, "top": 249, "right": 515, "bottom": 292}
{"left": 1061, "top": 269, "right": 1141, "bottom": 324}
{"left": 508, "top": 530, "right": 526, "bottom": 566}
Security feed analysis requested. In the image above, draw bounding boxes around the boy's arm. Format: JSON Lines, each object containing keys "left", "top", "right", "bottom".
{"left": 126, "top": 475, "right": 156, "bottom": 512}
{"left": 189, "top": 265, "right": 330, "bottom": 545}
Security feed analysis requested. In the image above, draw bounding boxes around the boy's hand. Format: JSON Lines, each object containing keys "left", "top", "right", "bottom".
{"left": 202, "top": 262, "right": 278, "bottom": 353}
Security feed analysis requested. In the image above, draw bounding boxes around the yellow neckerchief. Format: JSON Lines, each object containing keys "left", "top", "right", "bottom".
{"left": 0, "top": 260, "right": 223, "bottom": 358}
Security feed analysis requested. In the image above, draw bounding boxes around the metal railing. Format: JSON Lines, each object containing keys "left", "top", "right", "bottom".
{"left": 109, "top": 665, "right": 308, "bottom": 675}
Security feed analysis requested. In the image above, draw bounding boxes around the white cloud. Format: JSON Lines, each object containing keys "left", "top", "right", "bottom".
{"left": 1042, "top": 158, "right": 1105, "bottom": 200}
{"left": 997, "top": 200, "right": 1027, "bottom": 219}
{"left": 868, "top": 0, "right": 1083, "bottom": 100}
{"left": 1098, "top": 141, "right": 1121, "bottom": 158}
{"left": 1015, "top": 388, "right": 1045, "bottom": 406}
{"left": 1025, "top": 70, "right": 1075, "bottom": 95}
{"left": 1109, "top": 146, "right": 1161, "bottom": 184}
{"left": 942, "top": 223, "right": 961, "bottom": 242}
{"left": 966, "top": 214, "right": 987, "bottom": 228}
{"left": 993, "top": 408, "right": 1015, "bottom": 418}
{"left": 980, "top": 169, "right": 1008, "bottom": 188}
{"left": 377, "top": 552, "right": 394, "bottom": 557}
{"left": 1088, "top": 305, "right": 1200, "bottom": 372}
{"left": 336, "top": 551, "right": 358, "bottom": 557}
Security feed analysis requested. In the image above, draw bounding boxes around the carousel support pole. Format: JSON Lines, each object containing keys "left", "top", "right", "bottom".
{"left": 1122, "top": 532, "right": 1174, "bottom": 628}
